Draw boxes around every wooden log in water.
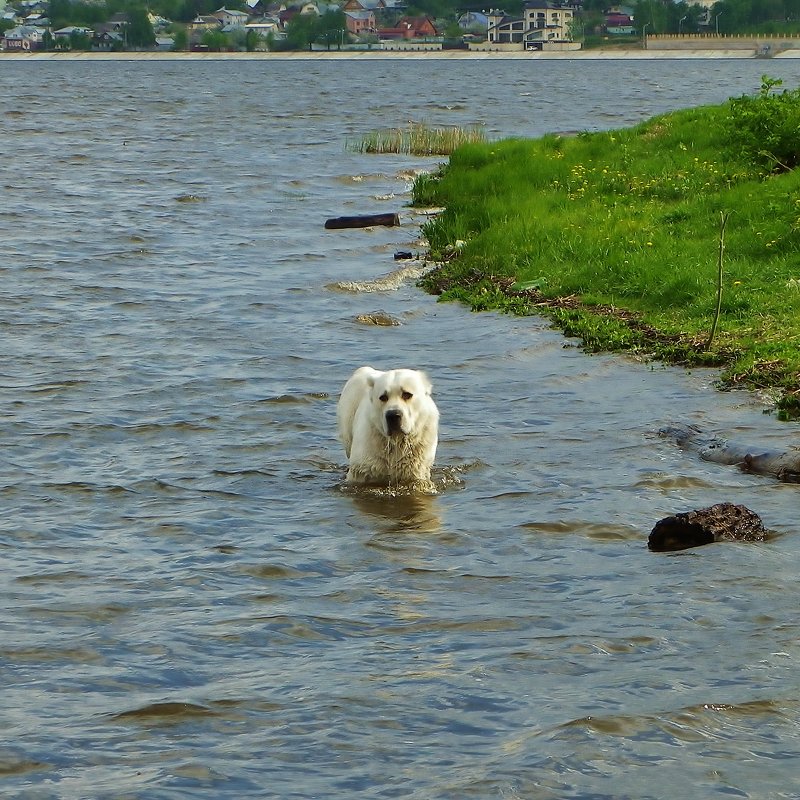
[648,502,767,552]
[325,213,400,230]
[659,423,800,483]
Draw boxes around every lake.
[1,56,799,799]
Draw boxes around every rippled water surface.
[2,58,799,799]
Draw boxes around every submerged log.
[660,423,800,483]
[648,503,767,552]
[325,213,400,230]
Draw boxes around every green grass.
[351,123,486,156]
[412,89,800,414]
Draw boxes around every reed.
[352,123,486,156]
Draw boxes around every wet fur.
[337,366,439,486]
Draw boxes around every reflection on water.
[346,487,444,534]
[1,58,799,800]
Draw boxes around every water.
[2,57,799,799]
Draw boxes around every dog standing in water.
[337,366,439,486]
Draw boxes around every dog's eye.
[379,393,388,402]
[402,391,413,401]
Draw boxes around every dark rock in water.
[648,502,767,552]
[394,251,414,260]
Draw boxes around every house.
[342,0,385,10]
[106,12,130,30]
[458,11,488,30]
[487,2,573,47]
[345,9,375,35]
[244,0,268,14]
[245,15,281,35]
[2,24,46,50]
[148,13,171,30]
[380,14,436,38]
[188,14,223,34]
[53,25,93,37]
[92,29,124,50]
[211,7,250,27]
[53,25,94,46]
[604,11,634,33]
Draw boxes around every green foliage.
[412,92,800,408]
[171,26,188,49]
[727,75,800,172]
[201,28,229,50]
[631,0,702,32]
[69,30,93,49]
[126,6,156,48]
[245,28,263,51]
[710,0,800,31]
[283,9,347,50]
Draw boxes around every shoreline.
[3,48,798,60]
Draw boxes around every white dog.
[337,366,439,486]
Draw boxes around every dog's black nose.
[385,409,403,434]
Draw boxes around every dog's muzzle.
[385,409,403,435]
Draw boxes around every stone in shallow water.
[648,502,767,552]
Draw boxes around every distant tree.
[632,0,667,32]
[245,28,263,50]
[72,2,108,26]
[126,7,156,47]
[406,0,451,19]
[284,12,319,49]
[734,0,800,28]
[316,8,347,46]
[201,28,229,49]
[172,26,189,49]
[175,0,217,22]
[69,29,93,49]
[47,0,72,29]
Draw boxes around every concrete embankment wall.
[646,34,800,55]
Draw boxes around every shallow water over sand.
[1,59,799,798]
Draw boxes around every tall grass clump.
[414,77,800,411]
[352,123,486,156]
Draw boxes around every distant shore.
[3,47,798,60]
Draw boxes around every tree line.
[5,0,800,49]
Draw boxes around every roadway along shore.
[3,48,800,60]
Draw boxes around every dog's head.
[368,369,435,438]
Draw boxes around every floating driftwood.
[660,423,800,483]
[325,213,400,230]
[648,502,767,552]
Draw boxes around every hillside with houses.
[1,0,798,53]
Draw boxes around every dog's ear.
[420,372,433,395]
[366,374,376,389]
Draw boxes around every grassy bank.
[412,79,800,414]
